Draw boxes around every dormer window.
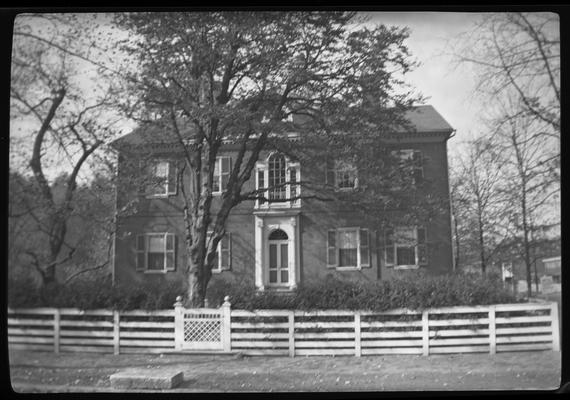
[255,152,300,209]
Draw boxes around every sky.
[365,12,486,155]
[10,12,550,177]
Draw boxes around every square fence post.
[489,306,496,355]
[113,311,120,355]
[288,311,295,358]
[222,296,232,352]
[551,302,560,351]
[354,312,361,357]
[422,310,429,356]
[53,309,60,354]
[174,296,184,350]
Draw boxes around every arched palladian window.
[255,152,300,209]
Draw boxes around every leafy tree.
[114,11,437,306]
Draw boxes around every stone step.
[110,369,184,390]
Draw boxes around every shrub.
[7,276,186,310]
[8,271,520,311]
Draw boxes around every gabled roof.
[399,105,454,133]
[110,105,454,149]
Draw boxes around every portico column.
[289,216,298,289]
[254,216,264,290]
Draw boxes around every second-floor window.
[255,152,300,208]
[384,227,427,268]
[394,149,424,186]
[145,160,177,197]
[213,156,232,194]
[326,159,358,190]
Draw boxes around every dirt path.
[9,349,561,392]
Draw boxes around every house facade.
[111,105,455,291]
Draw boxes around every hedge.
[8,271,521,311]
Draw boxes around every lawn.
[9,349,561,392]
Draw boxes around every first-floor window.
[136,233,176,272]
[208,232,232,272]
[384,227,427,268]
[501,262,514,282]
[327,228,370,269]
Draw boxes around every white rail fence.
[8,301,559,357]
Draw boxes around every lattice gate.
[174,296,231,351]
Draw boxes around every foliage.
[114,11,425,307]
[207,272,520,311]
[9,272,518,311]
[8,276,186,311]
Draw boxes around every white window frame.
[501,262,514,281]
[384,227,427,269]
[255,152,301,209]
[207,232,231,273]
[212,156,232,196]
[328,227,370,270]
[144,160,177,198]
[334,160,359,191]
[135,233,176,273]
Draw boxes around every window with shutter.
[209,232,231,273]
[135,233,176,273]
[327,230,337,268]
[384,227,428,269]
[213,156,232,194]
[143,160,178,197]
[328,228,371,270]
[360,229,370,267]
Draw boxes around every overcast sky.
[365,12,488,155]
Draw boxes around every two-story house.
[110,105,455,291]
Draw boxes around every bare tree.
[489,99,559,297]
[454,12,560,136]
[10,14,121,286]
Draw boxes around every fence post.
[222,296,232,352]
[551,302,560,351]
[174,296,184,350]
[422,310,429,356]
[113,311,120,355]
[489,305,496,355]
[53,309,60,354]
[354,312,362,357]
[288,311,295,358]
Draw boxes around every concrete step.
[110,369,184,390]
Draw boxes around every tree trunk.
[477,203,486,275]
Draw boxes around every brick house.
[110,105,455,291]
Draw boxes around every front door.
[268,229,289,286]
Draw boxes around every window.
[501,262,514,282]
[208,232,232,273]
[543,256,561,274]
[327,228,370,269]
[255,152,300,208]
[144,161,177,197]
[335,160,358,190]
[268,153,287,201]
[213,156,232,194]
[135,233,176,273]
[394,149,424,185]
[326,159,358,190]
[384,227,427,268]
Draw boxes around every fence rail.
[8,301,560,357]
[8,308,175,354]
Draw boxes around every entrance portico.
[254,211,300,291]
